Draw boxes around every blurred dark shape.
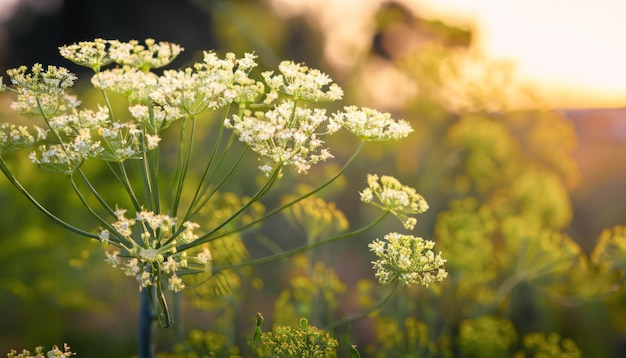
[1,0,217,71]
[193,0,324,69]
[373,1,472,61]
[564,107,626,251]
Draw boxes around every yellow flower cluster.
[255,317,338,358]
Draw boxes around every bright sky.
[410,0,626,108]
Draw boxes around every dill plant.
[0,38,445,357]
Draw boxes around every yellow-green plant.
[6,344,74,358]
[354,42,624,356]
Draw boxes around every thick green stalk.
[138,287,155,358]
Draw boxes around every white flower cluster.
[369,232,447,287]
[101,207,211,293]
[6,64,79,118]
[86,42,262,127]
[262,61,343,103]
[59,38,112,71]
[7,343,75,358]
[5,38,415,177]
[108,39,183,70]
[226,61,346,175]
[92,66,158,102]
[6,40,255,172]
[360,174,429,230]
[60,38,182,72]
[149,51,262,116]
[225,100,338,175]
[226,61,415,174]
[0,123,46,152]
[333,106,413,141]
[26,105,157,172]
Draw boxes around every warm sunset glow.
[269,0,626,109]
[409,0,626,108]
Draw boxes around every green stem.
[184,144,249,222]
[184,126,237,222]
[118,161,142,211]
[144,142,161,214]
[149,263,172,329]
[178,163,283,251]
[171,117,195,217]
[215,211,389,272]
[326,280,400,331]
[76,169,116,216]
[68,174,130,246]
[184,106,231,215]
[140,150,155,212]
[93,69,115,123]
[493,271,526,305]
[212,142,365,240]
[69,174,109,226]
[0,156,98,240]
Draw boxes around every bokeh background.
[0,0,625,356]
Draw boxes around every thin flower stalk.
[213,141,365,241]
[0,156,99,239]
[214,210,389,273]
[325,281,400,331]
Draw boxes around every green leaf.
[253,312,264,345]
[300,317,309,330]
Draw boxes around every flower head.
[0,123,46,153]
[369,232,447,287]
[225,100,337,175]
[147,51,261,118]
[458,316,517,357]
[108,38,183,70]
[59,38,113,71]
[101,208,209,292]
[262,61,343,103]
[519,332,581,357]
[332,106,413,141]
[91,66,158,102]
[255,317,338,358]
[7,343,75,358]
[360,174,428,230]
[6,64,79,117]
[283,196,349,243]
